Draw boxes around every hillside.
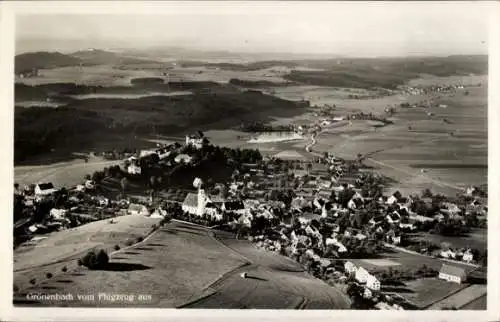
[14,88,306,163]
[15,52,82,74]
[70,49,161,66]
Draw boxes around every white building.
[366,275,381,291]
[438,264,467,284]
[35,183,58,196]
[128,204,150,216]
[462,250,474,263]
[175,154,193,164]
[355,267,370,283]
[344,261,357,275]
[185,132,205,149]
[127,164,142,175]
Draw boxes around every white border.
[1,2,499,322]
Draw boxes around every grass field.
[14,156,121,187]
[460,294,487,310]
[399,278,469,308]
[427,284,487,310]
[14,214,162,293]
[14,221,350,309]
[412,229,487,251]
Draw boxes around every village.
[13,126,488,310]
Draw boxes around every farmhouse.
[344,261,357,275]
[185,131,205,149]
[366,274,381,291]
[438,264,467,284]
[127,164,142,175]
[462,250,474,263]
[128,204,150,216]
[355,266,371,284]
[35,183,58,196]
[175,154,193,164]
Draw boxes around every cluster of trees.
[376,265,438,283]
[239,121,295,133]
[78,249,109,270]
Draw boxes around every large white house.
[366,275,381,291]
[355,266,371,283]
[438,264,467,284]
[35,183,58,196]
[185,131,205,149]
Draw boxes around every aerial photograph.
[12,2,488,311]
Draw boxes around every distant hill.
[70,48,161,66]
[15,52,82,74]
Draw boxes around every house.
[238,212,254,228]
[374,302,393,310]
[409,214,434,223]
[35,183,58,196]
[348,197,364,210]
[369,215,385,227]
[127,164,142,175]
[438,264,467,284]
[386,211,401,224]
[391,235,401,245]
[223,200,248,215]
[49,208,67,220]
[175,154,193,164]
[155,146,172,160]
[139,149,156,158]
[151,207,167,219]
[185,131,205,149]
[462,250,474,263]
[366,274,381,291]
[363,288,373,299]
[344,261,357,275]
[440,249,457,259]
[298,213,322,226]
[128,203,150,216]
[355,266,371,283]
[399,222,415,230]
[204,202,223,221]
[386,195,398,205]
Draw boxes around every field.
[312,77,487,195]
[399,278,469,308]
[14,156,121,187]
[14,214,162,293]
[427,284,487,310]
[361,258,401,267]
[350,247,477,274]
[412,229,487,251]
[14,221,350,309]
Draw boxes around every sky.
[14,2,490,57]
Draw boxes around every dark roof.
[389,212,401,220]
[37,183,54,190]
[440,264,467,278]
[350,198,364,207]
[205,202,220,209]
[224,200,245,210]
[183,193,198,208]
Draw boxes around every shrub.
[46,272,53,279]
[61,266,68,272]
[30,278,36,285]
[77,259,83,266]
[114,245,120,251]
[125,239,134,246]
[13,284,19,292]
[136,236,144,243]
[81,249,109,270]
